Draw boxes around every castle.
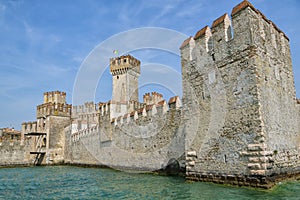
[0,1,299,189]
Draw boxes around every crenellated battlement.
[71,102,100,134]
[21,121,37,144]
[231,0,288,41]
[111,96,181,127]
[72,102,98,117]
[37,102,72,119]
[70,96,182,144]
[43,91,66,104]
[110,55,141,75]
[21,121,37,133]
[71,125,99,142]
[180,0,290,65]
[143,92,163,105]
[98,101,111,117]
[37,91,72,119]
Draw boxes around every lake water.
[0,166,299,199]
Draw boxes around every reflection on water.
[0,166,299,200]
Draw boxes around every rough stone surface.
[0,0,299,189]
[0,139,31,166]
[181,1,300,188]
[66,101,185,172]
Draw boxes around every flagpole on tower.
[113,50,119,56]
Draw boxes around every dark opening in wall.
[212,53,215,61]
[208,37,214,52]
[227,25,234,40]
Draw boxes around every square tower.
[181,0,300,188]
[110,55,141,103]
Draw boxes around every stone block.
[186,166,192,171]
[249,177,259,187]
[261,163,272,169]
[186,157,193,161]
[250,170,266,176]
[248,143,265,151]
[249,157,260,163]
[188,161,195,166]
[259,157,268,162]
[246,151,260,156]
[187,151,197,157]
[260,151,273,156]
[247,163,261,169]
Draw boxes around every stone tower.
[35,91,72,164]
[110,55,141,103]
[181,0,300,188]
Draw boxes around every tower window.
[226,25,233,41]
[117,76,119,79]
[207,37,214,52]
[124,59,127,63]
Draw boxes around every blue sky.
[0,0,299,129]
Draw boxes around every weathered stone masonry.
[181,0,300,188]
[1,0,299,189]
[66,94,184,172]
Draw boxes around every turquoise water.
[0,166,299,200]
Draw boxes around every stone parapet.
[37,102,72,118]
[71,125,99,142]
[43,91,66,104]
[111,96,181,126]
[181,0,290,65]
[110,55,141,75]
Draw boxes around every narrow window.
[226,25,233,41]
[207,37,214,52]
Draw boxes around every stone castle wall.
[0,0,299,189]
[251,7,300,177]
[0,139,32,166]
[72,102,98,133]
[0,121,36,166]
[65,98,185,172]
[180,1,300,188]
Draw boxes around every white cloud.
[176,3,203,18]
[117,1,147,29]
[147,3,176,26]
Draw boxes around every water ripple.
[0,166,299,200]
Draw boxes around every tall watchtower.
[110,55,141,103]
